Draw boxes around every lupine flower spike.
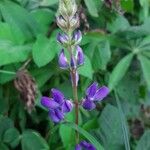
[41,0,110,149]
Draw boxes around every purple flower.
[58,49,69,69]
[72,30,82,44]
[82,82,109,111]
[76,46,84,66]
[75,141,96,150]
[41,89,73,123]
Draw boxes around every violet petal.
[62,100,73,113]
[82,99,96,111]
[41,97,59,109]
[49,109,64,123]
[58,49,69,69]
[70,56,76,69]
[76,46,84,66]
[94,86,109,101]
[86,82,98,99]
[75,144,82,150]
[51,89,64,104]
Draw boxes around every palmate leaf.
[108,53,134,91]
[64,122,104,150]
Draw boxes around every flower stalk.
[41,0,110,149]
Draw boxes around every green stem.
[0,70,16,75]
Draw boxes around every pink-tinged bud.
[57,33,69,45]
[58,49,69,69]
[72,30,82,45]
[76,46,84,66]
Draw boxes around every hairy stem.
[71,68,79,144]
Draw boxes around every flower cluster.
[82,82,109,111]
[41,89,73,123]
[75,141,96,150]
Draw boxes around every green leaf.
[0,0,41,42]
[138,55,150,90]
[39,0,59,6]
[31,9,55,34]
[3,128,20,148]
[115,91,130,150]
[64,122,104,150]
[60,112,75,149]
[32,35,56,67]
[0,40,31,66]
[107,15,130,33]
[78,55,93,79]
[92,40,111,70]
[108,53,133,91]
[96,104,124,150]
[84,0,99,17]
[121,0,134,12]
[82,118,99,131]
[21,130,49,150]
[0,142,9,150]
[136,130,150,150]
[0,116,13,141]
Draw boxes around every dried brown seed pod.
[14,69,37,113]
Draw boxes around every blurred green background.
[0,0,150,149]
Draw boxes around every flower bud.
[69,14,80,30]
[58,0,77,19]
[70,56,76,69]
[76,46,84,66]
[72,30,82,45]
[58,49,69,69]
[57,33,69,45]
[56,15,68,31]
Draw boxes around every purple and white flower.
[82,82,109,111]
[41,89,73,123]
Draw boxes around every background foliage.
[0,0,150,149]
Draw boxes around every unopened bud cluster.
[56,0,79,32]
[56,0,84,87]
